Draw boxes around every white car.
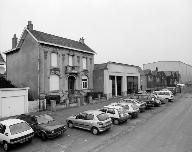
[154,91,174,102]
[109,102,140,118]
[120,98,146,112]
[100,105,130,125]
[0,119,34,151]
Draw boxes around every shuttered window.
[51,53,58,67]
[50,75,59,91]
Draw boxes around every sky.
[0,0,192,68]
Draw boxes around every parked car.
[132,94,155,108]
[0,119,34,151]
[66,110,112,135]
[165,87,177,95]
[109,102,139,118]
[149,94,161,106]
[154,91,174,102]
[100,105,130,125]
[17,114,67,140]
[120,98,146,112]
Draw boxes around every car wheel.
[3,141,9,151]
[113,119,119,125]
[67,121,73,128]
[92,127,99,135]
[40,132,47,141]
[165,98,169,103]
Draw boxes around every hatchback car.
[109,102,139,118]
[132,94,155,108]
[66,110,112,135]
[17,114,67,140]
[120,98,146,112]
[99,105,130,125]
[154,91,174,102]
[0,119,34,151]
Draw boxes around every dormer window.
[51,53,58,67]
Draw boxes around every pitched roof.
[30,30,95,54]
[0,53,5,63]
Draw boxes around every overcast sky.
[0,0,191,68]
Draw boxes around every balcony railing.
[65,65,80,74]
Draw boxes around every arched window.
[82,75,88,89]
[51,53,58,67]
[50,75,59,91]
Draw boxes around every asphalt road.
[2,91,192,152]
[100,93,192,152]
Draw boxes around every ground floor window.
[82,75,88,89]
[50,75,59,91]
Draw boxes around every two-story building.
[5,21,95,102]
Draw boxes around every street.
[2,91,192,152]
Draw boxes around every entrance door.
[127,76,138,94]
[68,76,75,94]
[117,76,122,96]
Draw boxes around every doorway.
[68,76,75,94]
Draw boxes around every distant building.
[143,69,180,90]
[0,53,5,74]
[143,61,192,84]
[5,21,95,100]
[93,62,141,99]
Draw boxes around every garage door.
[2,96,25,117]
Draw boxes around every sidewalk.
[36,97,123,124]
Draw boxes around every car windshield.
[9,122,31,135]
[36,114,54,124]
[97,113,109,121]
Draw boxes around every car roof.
[0,119,25,126]
[104,105,123,109]
[83,110,103,115]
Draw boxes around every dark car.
[17,114,67,141]
[132,94,154,108]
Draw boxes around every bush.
[0,76,16,88]
[45,95,60,104]
[86,92,104,99]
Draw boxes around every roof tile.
[30,30,95,54]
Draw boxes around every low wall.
[28,100,39,112]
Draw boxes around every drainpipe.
[38,43,40,111]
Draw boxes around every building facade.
[93,62,141,98]
[5,21,95,101]
[143,61,192,84]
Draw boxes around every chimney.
[27,21,33,31]
[79,37,85,44]
[12,34,17,49]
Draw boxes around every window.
[50,75,59,91]
[69,55,73,66]
[90,58,92,65]
[51,53,58,67]
[82,57,87,69]
[9,122,31,135]
[77,56,80,65]
[86,114,94,120]
[82,75,88,89]
[107,108,115,114]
